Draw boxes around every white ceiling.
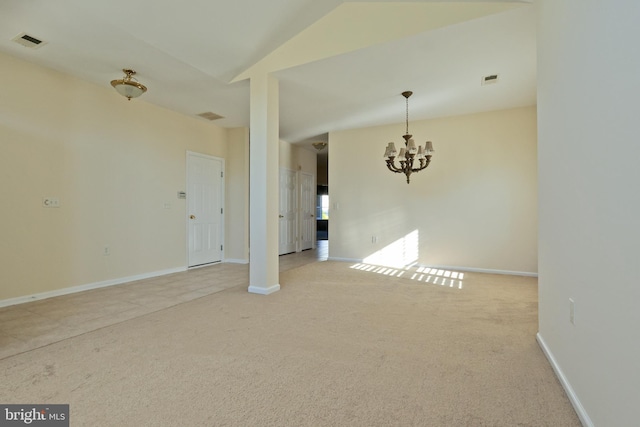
[0,0,535,148]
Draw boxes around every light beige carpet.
[0,261,580,426]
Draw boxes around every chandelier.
[383,91,434,183]
[110,69,147,101]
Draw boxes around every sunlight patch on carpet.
[349,263,464,289]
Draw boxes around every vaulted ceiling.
[0,0,535,146]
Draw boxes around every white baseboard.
[327,257,360,263]
[536,333,593,427]
[0,267,187,309]
[424,264,538,277]
[224,258,249,264]
[248,284,280,295]
[327,257,537,277]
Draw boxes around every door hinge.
[221,171,223,178]
[221,208,223,214]
[220,245,223,251]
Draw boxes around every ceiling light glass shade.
[110,69,147,100]
[312,141,327,151]
[111,81,146,99]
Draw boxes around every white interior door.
[279,168,297,255]
[299,172,314,251]
[187,152,224,267]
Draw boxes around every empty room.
[1,1,638,426]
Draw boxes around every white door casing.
[299,171,315,251]
[279,168,297,255]
[187,152,224,267]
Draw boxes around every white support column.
[248,73,280,295]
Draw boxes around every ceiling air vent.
[11,32,47,49]
[197,112,224,121]
[481,74,499,86]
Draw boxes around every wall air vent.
[11,32,47,49]
[482,74,499,86]
[197,112,224,121]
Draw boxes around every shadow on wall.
[352,229,464,290]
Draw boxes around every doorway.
[316,185,329,241]
[278,168,317,254]
[299,171,315,251]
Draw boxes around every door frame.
[186,151,225,268]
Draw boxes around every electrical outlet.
[42,197,60,208]
[103,246,110,256]
[569,298,575,325]
[372,236,377,244]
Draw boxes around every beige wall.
[329,106,537,273]
[0,52,240,301]
[295,145,317,177]
[225,128,250,262]
[279,140,317,176]
[537,1,640,425]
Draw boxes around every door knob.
[190,215,196,219]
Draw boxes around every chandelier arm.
[385,159,404,173]
[412,162,426,172]
[411,155,432,172]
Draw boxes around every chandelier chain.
[405,96,409,136]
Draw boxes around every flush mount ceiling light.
[110,69,147,100]
[312,142,327,151]
[383,91,434,184]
